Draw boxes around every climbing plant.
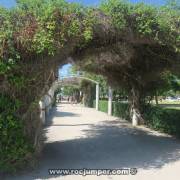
[0,0,180,173]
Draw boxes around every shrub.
[95,100,108,113]
[93,100,180,137]
[143,105,180,137]
[93,100,129,118]
[112,101,130,120]
[0,94,34,173]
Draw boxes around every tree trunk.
[155,93,158,105]
[129,85,144,126]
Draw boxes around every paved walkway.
[9,103,180,180]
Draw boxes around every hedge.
[112,101,130,120]
[93,100,180,137]
[93,100,130,119]
[143,105,180,137]
[93,100,108,113]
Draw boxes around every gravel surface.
[7,103,180,180]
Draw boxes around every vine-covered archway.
[0,0,180,172]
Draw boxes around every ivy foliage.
[0,0,180,173]
[0,0,179,62]
[0,94,33,173]
[100,0,180,51]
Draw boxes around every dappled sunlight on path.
[9,103,180,180]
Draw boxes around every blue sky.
[0,0,167,8]
[59,64,72,78]
[0,0,16,8]
[68,0,166,6]
[0,0,166,76]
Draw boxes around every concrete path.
[8,103,180,180]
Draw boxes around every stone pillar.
[132,110,139,126]
[39,100,46,124]
[108,86,113,116]
[46,82,57,112]
[44,95,50,115]
[96,83,99,111]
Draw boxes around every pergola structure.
[39,75,114,124]
[58,75,100,111]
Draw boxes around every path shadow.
[13,119,180,179]
[54,111,80,118]
[8,108,180,180]
[48,124,94,127]
[44,106,80,127]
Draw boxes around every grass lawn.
[151,100,180,110]
[161,105,180,110]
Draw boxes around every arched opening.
[39,67,101,126]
